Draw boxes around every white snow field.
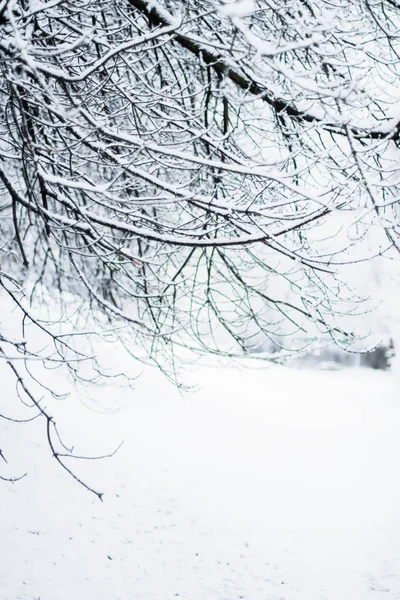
[1,361,400,600]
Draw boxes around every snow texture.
[218,0,257,18]
[1,359,400,600]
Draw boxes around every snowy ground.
[1,361,400,600]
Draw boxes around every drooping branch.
[126,0,400,142]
